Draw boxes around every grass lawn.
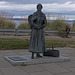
[0,38,29,50]
[0,38,75,50]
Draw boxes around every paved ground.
[0,47,75,75]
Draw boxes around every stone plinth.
[4,55,70,66]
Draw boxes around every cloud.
[43,2,75,13]
[0,1,36,11]
[0,1,75,14]
[0,1,8,5]
[2,0,75,4]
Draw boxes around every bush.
[18,19,71,32]
[45,20,71,37]
[51,19,70,31]
[57,30,67,37]
[18,22,30,29]
[45,19,70,31]
[0,11,15,29]
[72,22,75,31]
[0,19,15,29]
[45,21,51,30]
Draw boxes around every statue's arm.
[31,17,40,29]
[40,17,47,29]
[28,15,33,29]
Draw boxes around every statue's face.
[37,4,42,11]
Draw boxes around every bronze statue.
[28,4,47,59]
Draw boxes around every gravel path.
[0,35,75,41]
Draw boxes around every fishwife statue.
[28,4,47,59]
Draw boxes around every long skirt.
[29,28,46,53]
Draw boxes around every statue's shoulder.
[42,12,46,17]
[33,12,38,16]
[28,15,33,23]
[30,12,38,20]
[41,12,46,19]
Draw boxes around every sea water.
[9,19,75,27]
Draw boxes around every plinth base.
[4,55,70,66]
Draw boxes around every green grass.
[46,40,75,48]
[0,38,75,50]
[0,38,29,50]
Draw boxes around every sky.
[0,0,75,19]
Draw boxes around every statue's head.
[37,4,43,11]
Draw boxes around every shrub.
[0,11,15,29]
[18,19,71,32]
[0,19,15,29]
[72,22,75,31]
[45,21,51,30]
[51,19,70,31]
[45,19,71,37]
[45,19,70,31]
[18,22,30,29]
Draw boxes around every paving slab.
[20,65,45,73]
[4,55,70,66]
[0,47,75,75]
[55,72,75,75]
[69,68,75,72]
[70,57,75,61]
[1,52,19,56]
[15,51,31,55]
[0,71,4,75]
[0,54,3,58]
[30,71,53,75]
[0,67,29,75]
[0,59,12,68]
[39,63,69,74]
[57,61,75,68]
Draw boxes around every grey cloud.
[1,0,75,4]
[0,1,75,13]
[0,0,75,17]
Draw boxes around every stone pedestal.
[4,55,70,66]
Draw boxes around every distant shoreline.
[8,19,74,27]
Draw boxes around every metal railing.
[0,29,75,36]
